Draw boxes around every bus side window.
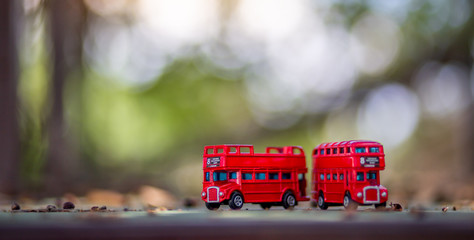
[242,173,252,180]
[332,173,337,180]
[217,148,224,153]
[229,147,237,153]
[332,148,337,154]
[339,174,344,180]
[339,147,344,154]
[206,148,213,154]
[367,172,377,180]
[205,172,210,181]
[269,173,279,180]
[293,148,303,155]
[282,173,292,180]
[326,174,331,180]
[229,172,237,180]
[347,147,351,153]
[256,173,266,180]
[320,173,324,181]
[326,149,331,155]
[320,149,324,155]
[356,172,364,181]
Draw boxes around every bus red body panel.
[311,140,389,208]
[202,145,309,209]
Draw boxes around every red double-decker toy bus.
[202,144,309,210]
[311,140,388,210]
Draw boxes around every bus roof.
[314,140,382,149]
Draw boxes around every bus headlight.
[357,192,362,198]
[381,192,387,197]
[219,192,224,197]
[201,192,206,197]
[360,157,365,164]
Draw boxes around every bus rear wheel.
[282,192,297,209]
[205,202,220,210]
[229,192,244,210]
[318,192,328,210]
[343,193,358,210]
[260,203,272,210]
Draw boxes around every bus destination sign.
[206,157,221,167]
[363,157,379,167]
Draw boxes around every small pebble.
[11,202,20,211]
[99,206,107,211]
[91,206,99,211]
[442,207,448,212]
[390,202,403,212]
[183,198,197,208]
[46,205,57,212]
[63,202,75,210]
[453,206,457,211]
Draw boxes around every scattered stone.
[11,202,20,211]
[99,206,107,211]
[183,198,197,208]
[91,206,99,211]
[442,207,448,212]
[63,202,75,210]
[46,205,57,212]
[453,206,457,211]
[389,202,403,211]
[123,207,129,212]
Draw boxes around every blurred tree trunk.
[45,0,86,196]
[0,0,20,196]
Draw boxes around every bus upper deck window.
[369,147,379,153]
[326,149,331,155]
[339,148,344,154]
[326,174,331,180]
[269,173,279,180]
[320,149,324,155]
[355,147,366,153]
[332,174,337,180]
[339,174,344,180]
[332,148,337,154]
[213,172,227,181]
[282,173,291,179]
[206,148,213,154]
[356,172,364,181]
[242,173,252,180]
[347,147,351,153]
[229,172,237,179]
[205,172,210,181]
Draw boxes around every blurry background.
[0,0,473,207]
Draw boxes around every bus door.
[298,173,307,197]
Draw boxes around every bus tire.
[282,192,297,209]
[205,202,220,210]
[343,193,358,210]
[229,192,244,210]
[375,201,387,209]
[260,203,272,210]
[317,192,329,210]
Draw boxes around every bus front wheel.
[318,192,329,210]
[205,202,220,210]
[229,192,244,210]
[282,192,297,209]
[343,193,358,210]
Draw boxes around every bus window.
[367,172,377,180]
[213,172,227,181]
[240,147,251,154]
[282,173,292,180]
[242,173,252,180]
[355,147,366,153]
[326,174,331,180]
[269,173,279,180]
[356,172,364,181]
[326,149,331,155]
[217,148,224,153]
[229,172,237,179]
[369,147,379,153]
[320,173,324,181]
[229,147,237,153]
[332,148,337,154]
[206,148,213,154]
[347,147,351,153]
[333,174,337,180]
[298,173,304,180]
[293,148,303,155]
[339,174,344,180]
[320,149,324,155]
[256,173,266,180]
[339,147,344,154]
[205,172,210,181]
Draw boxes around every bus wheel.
[317,192,329,210]
[205,202,220,210]
[343,193,358,210]
[282,192,297,209]
[375,201,387,209]
[260,203,272,210]
[229,192,244,210]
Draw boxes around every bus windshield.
[213,172,227,181]
[355,147,366,153]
